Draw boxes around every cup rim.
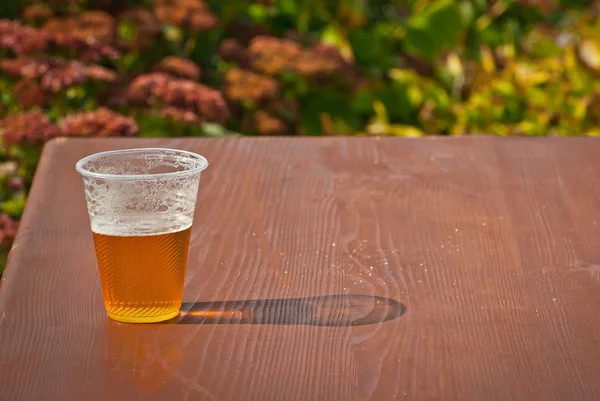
[75,147,209,180]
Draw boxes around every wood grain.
[1,136,600,400]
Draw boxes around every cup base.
[107,310,179,323]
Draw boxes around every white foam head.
[76,148,208,236]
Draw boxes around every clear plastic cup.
[76,148,208,323]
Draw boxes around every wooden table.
[1,137,600,401]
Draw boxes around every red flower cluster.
[254,110,286,135]
[43,11,115,45]
[12,79,47,108]
[22,5,52,25]
[1,57,116,92]
[0,19,50,54]
[0,19,119,62]
[0,213,18,248]
[75,11,115,44]
[156,56,201,80]
[223,68,279,103]
[160,106,203,125]
[128,73,229,122]
[86,64,118,82]
[59,108,139,138]
[50,33,120,63]
[0,108,138,147]
[1,57,49,79]
[153,0,218,31]
[117,8,161,50]
[0,110,60,147]
[247,36,350,78]
[248,36,301,75]
[218,39,250,68]
[295,42,350,78]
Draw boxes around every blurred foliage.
[1,0,600,273]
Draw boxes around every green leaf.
[404,18,437,61]
[351,89,376,115]
[404,0,463,61]
[473,0,489,13]
[117,20,136,44]
[201,123,240,136]
[349,27,396,70]
[115,52,142,74]
[1,195,26,219]
[375,79,420,125]
[278,0,298,14]
[300,89,361,135]
[387,124,425,137]
[321,23,354,62]
[163,24,183,44]
[137,114,172,137]
[458,1,476,25]
[426,0,463,47]
[248,4,270,23]
[213,0,249,26]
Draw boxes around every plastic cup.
[76,148,208,323]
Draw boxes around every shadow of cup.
[104,294,406,397]
[171,294,406,326]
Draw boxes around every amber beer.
[92,225,192,323]
[76,148,208,323]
